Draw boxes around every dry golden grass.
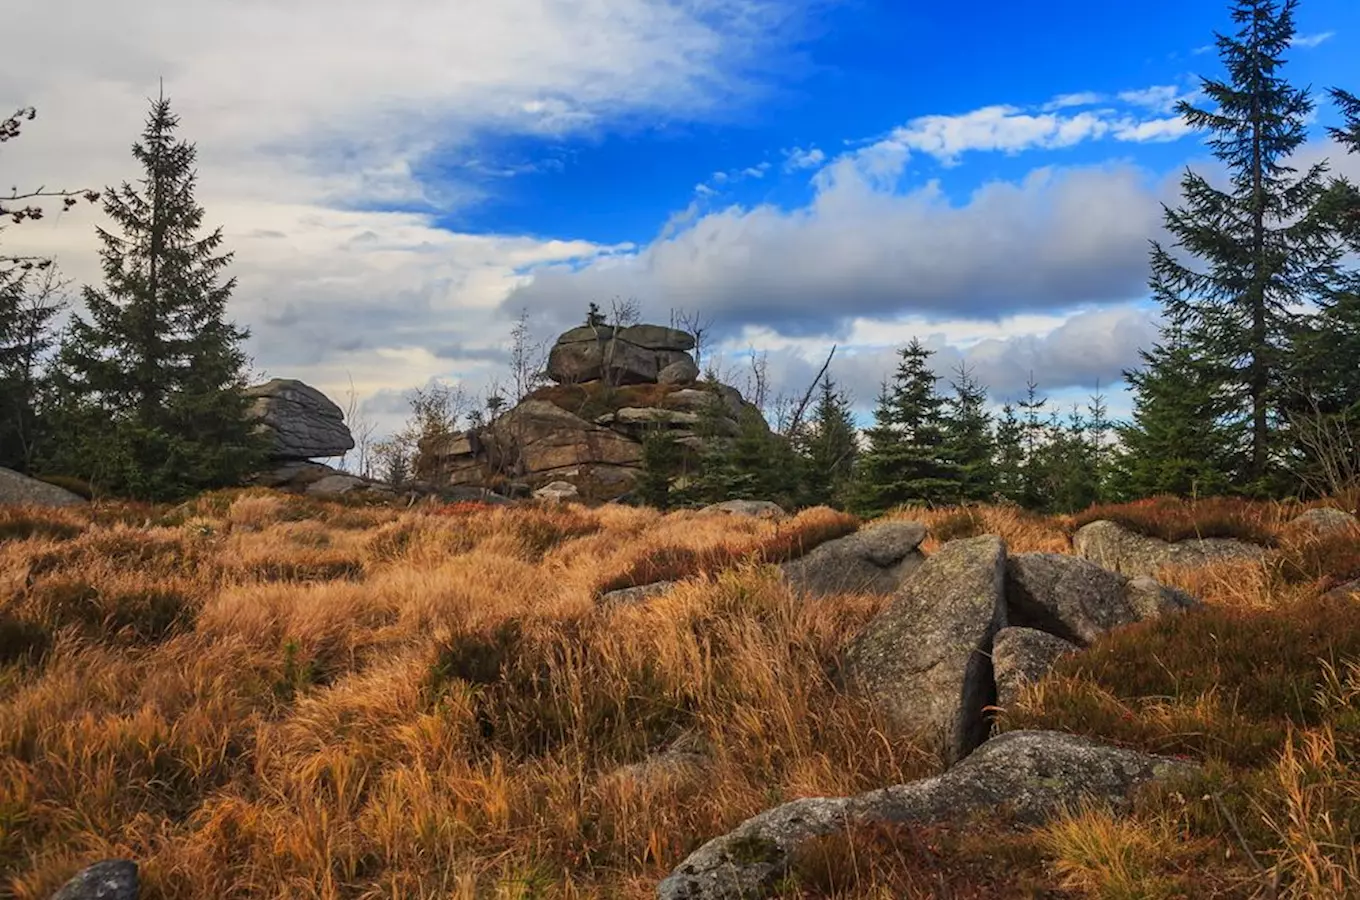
[1,492,1357,899]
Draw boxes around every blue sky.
[443,0,1358,246]
[5,0,1360,438]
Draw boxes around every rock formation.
[415,323,769,502]
[841,535,1008,765]
[242,379,402,501]
[245,378,355,461]
[658,533,1206,899]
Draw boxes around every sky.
[4,0,1360,450]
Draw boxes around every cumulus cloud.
[2,0,812,436]
[503,158,1179,337]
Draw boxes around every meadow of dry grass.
[0,492,1357,899]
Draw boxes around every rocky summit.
[415,322,768,501]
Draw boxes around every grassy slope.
[0,493,1356,899]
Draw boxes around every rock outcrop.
[415,323,769,502]
[1073,519,1265,577]
[658,730,1196,900]
[548,324,697,385]
[780,520,926,597]
[842,535,1008,765]
[838,534,1201,763]
[0,468,88,507]
[244,378,355,461]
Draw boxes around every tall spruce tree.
[1141,0,1342,493]
[940,363,995,503]
[47,93,264,499]
[849,339,959,516]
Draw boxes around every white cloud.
[875,98,1198,165]
[783,146,827,171]
[1042,92,1107,111]
[1117,85,1189,114]
[1293,31,1335,49]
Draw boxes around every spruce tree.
[0,266,66,471]
[1016,374,1050,509]
[1144,0,1342,492]
[940,363,995,503]
[1117,322,1238,499]
[46,93,264,499]
[1285,87,1360,496]
[799,374,858,508]
[849,340,959,516]
[993,403,1025,504]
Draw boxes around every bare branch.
[786,345,837,438]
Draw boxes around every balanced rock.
[1073,519,1264,578]
[842,535,1007,765]
[50,859,138,900]
[0,467,88,507]
[658,730,1196,900]
[244,378,355,461]
[991,627,1079,709]
[781,520,927,597]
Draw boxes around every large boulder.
[781,520,927,597]
[842,535,1007,765]
[1073,519,1265,578]
[547,324,697,385]
[0,468,88,507]
[244,378,355,461]
[50,859,138,900]
[991,627,1079,709]
[657,730,1196,900]
[1005,552,1187,646]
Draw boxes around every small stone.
[50,859,138,900]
